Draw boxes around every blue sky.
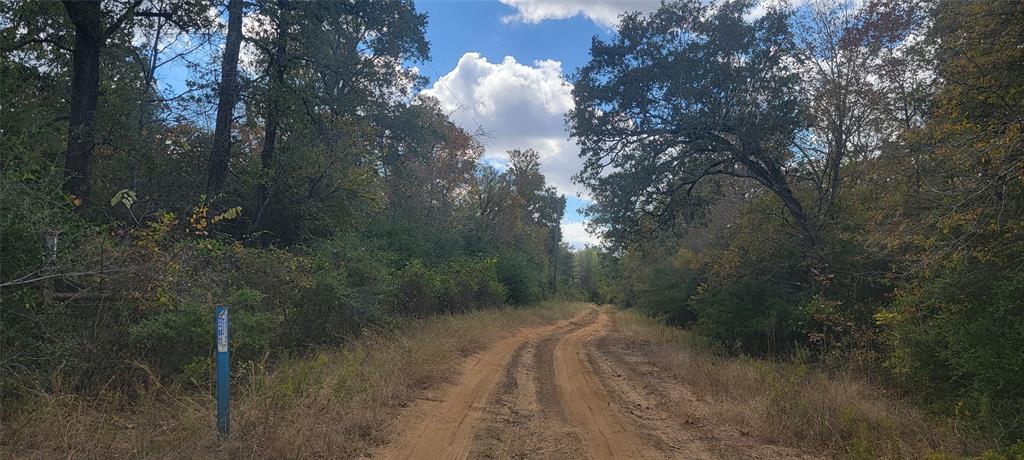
[413,1,661,248]
[415,1,610,83]
[154,0,661,248]
[417,1,610,240]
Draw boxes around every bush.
[130,304,278,385]
[691,279,802,356]
[130,305,209,382]
[287,275,391,346]
[885,266,1024,444]
[496,251,544,305]
[390,257,506,316]
[445,257,506,311]
[391,259,449,317]
[633,255,701,326]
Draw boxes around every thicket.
[0,0,580,421]
[571,0,1024,450]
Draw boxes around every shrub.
[633,254,701,326]
[130,305,210,382]
[130,304,278,385]
[445,257,506,311]
[391,259,449,317]
[691,279,802,356]
[389,257,506,316]
[286,274,391,346]
[496,251,544,305]
[885,266,1024,444]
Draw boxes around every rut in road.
[376,310,594,459]
[376,306,820,459]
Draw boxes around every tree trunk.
[133,4,166,192]
[62,1,103,205]
[736,153,821,252]
[206,0,244,198]
[253,0,289,229]
[551,225,560,291]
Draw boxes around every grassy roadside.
[2,301,587,459]
[608,308,979,459]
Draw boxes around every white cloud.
[422,52,602,250]
[743,4,769,21]
[421,52,584,197]
[499,0,659,27]
[499,0,840,27]
[562,220,602,249]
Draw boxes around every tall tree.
[60,0,144,205]
[206,0,243,197]
[61,1,102,205]
[879,0,1024,442]
[791,0,923,227]
[569,0,812,252]
[128,0,208,192]
[242,0,430,240]
[253,0,290,229]
[507,149,565,231]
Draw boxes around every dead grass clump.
[2,301,585,458]
[609,308,976,459]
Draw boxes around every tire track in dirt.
[376,305,820,459]
[376,309,594,460]
[587,336,718,458]
[590,334,824,459]
[551,310,662,459]
[466,340,535,459]
[467,315,590,460]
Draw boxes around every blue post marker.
[215,306,230,436]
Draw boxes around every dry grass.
[608,308,979,459]
[2,301,586,459]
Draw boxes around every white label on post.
[216,309,229,352]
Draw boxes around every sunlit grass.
[608,308,977,459]
[2,302,587,458]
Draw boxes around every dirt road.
[376,306,818,459]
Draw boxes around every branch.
[1,267,132,288]
[1,36,71,53]
[134,11,173,19]
[104,0,145,38]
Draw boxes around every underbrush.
[2,301,586,458]
[609,309,985,459]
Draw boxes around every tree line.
[569,0,1023,448]
[0,0,583,403]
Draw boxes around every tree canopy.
[571,0,1024,446]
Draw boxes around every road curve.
[552,311,658,459]
[375,306,820,460]
[376,310,590,460]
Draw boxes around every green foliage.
[445,258,507,311]
[130,304,276,385]
[691,280,799,356]
[0,170,87,284]
[391,258,506,316]
[612,243,701,325]
[876,0,1024,444]
[11,0,1022,452]
[496,251,544,305]
[570,0,806,248]
[129,305,209,382]
[0,0,576,435]
[573,0,1022,450]
[391,259,450,317]
[887,268,1024,443]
